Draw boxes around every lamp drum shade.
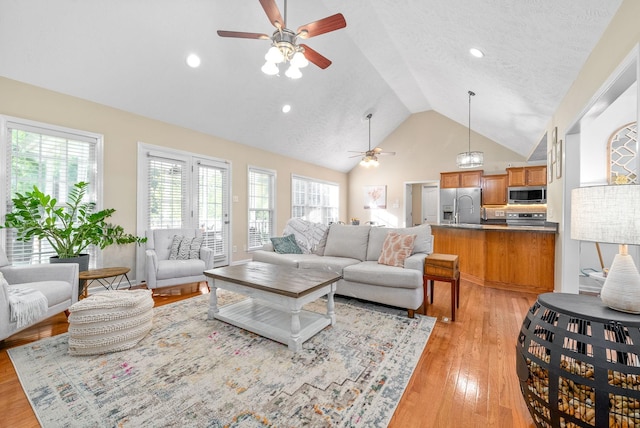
[570,185,640,245]
[571,184,640,313]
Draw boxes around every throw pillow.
[186,236,203,259]
[169,235,203,260]
[282,218,330,255]
[270,234,303,254]
[169,235,184,260]
[378,232,417,267]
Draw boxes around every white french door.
[136,143,231,282]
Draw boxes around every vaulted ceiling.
[0,1,623,172]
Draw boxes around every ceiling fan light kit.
[218,0,346,79]
[457,90,484,169]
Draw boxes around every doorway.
[404,180,440,226]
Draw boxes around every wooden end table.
[204,262,341,352]
[79,267,132,298]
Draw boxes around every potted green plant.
[2,181,146,272]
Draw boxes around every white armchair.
[0,246,79,342]
[145,228,214,290]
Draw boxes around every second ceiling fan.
[349,113,396,167]
[217,0,346,78]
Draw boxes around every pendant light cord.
[468,90,475,152]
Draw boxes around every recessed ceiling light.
[186,53,201,68]
[469,48,484,58]
[282,104,291,113]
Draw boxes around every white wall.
[578,81,638,284]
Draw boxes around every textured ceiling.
[0,0,623,172]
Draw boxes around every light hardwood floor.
[0,281,537,427]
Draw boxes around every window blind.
[146,154,188,229]
[4,120,99,265]
[291,175,339,225]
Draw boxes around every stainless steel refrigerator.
[440,187,482,224]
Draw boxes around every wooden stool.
[423,254,460,321]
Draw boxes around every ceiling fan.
[349,113,396,167]
[217,0,346,78]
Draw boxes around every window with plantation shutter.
[248,167,275,250]
[0,116,102,266]
[146,155,188,229]
[136,144,231,281]
[291,175,339,225]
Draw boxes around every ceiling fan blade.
[217,30,270,40]
[349,154,364,158]
[297,13,346,39]
[379,152,396,156]
[259,0,285,29]
[299,44,332,69]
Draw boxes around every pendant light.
[456,90,483,168]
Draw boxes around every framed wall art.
[555,139,563,179]
[364,185,386,209]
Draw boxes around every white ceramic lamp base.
[600,251,640,314]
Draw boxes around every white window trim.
[0,114,104,264]
[248,165,277,251]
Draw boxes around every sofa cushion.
[270,234,303,254]
[13,280,74,307]
[283,218,329,255]
[298,256,360,274]
[343,261,422,289]
[252,250,319,268]
[156,259,205,280]
[378,233,416,267]
[323,224,371,261]
[366,224,432,261]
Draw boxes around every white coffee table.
[204,262,341,352]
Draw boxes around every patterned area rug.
[9,291,435,427]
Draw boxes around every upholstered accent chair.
[0,246,79,342]
[144,228,214,290]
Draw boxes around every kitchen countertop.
[430,222,558,233]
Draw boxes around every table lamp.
[571,184,640,313]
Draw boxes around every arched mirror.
[608,121,638,184]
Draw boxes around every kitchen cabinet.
[482,174,508,205]
[440,170,483,188]
[431,225,555,294]
[507,166,547,187]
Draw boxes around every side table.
[79,267,132,298]
[423,253,460,321]
[517,292,640,427]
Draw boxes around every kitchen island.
[430,223,557,294]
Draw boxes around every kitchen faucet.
[454,194,475,224]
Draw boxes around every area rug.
[8,291,435,427]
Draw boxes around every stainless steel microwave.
[508,186,546,204]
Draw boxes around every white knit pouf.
[68,289,154,356]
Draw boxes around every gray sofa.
[252,223,433,317]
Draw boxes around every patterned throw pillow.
[270,234,303,254]
[169,235,203,260]
[378,232,417,267]
[282,218,329,255]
